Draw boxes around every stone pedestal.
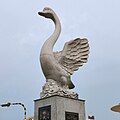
[34,95,86,120]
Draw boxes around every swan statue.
[38,7,89,99]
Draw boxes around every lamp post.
[0,102,26,120]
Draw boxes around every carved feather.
[54,38,89,75]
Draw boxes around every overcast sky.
[0,0,120,120]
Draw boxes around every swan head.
[38,7,55,20]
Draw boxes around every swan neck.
[41,13,61,55]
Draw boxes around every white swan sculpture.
[38,7,89,98]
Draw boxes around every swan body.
[38,7,89,91]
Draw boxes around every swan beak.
[38,12,46,17]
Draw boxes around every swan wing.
[58,38,89,75]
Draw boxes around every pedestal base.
[34,95,86,120]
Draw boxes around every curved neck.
[40,13,61,55]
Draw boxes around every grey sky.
[0,0,120,120]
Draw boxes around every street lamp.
[0,102,27,120]
[111,103,120,113]
[88,115,95,120]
